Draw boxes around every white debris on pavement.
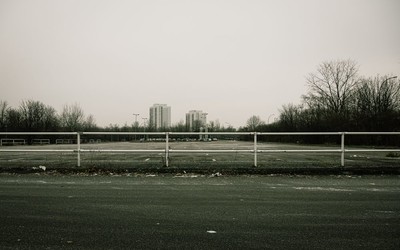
[32,166,46,171]
[174,174,199,178]
[210,172,222,177]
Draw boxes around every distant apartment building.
[149,104,171,129]
[186,110,207,131]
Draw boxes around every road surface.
[1,174,399,249]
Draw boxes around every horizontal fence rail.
[0,132,399,167]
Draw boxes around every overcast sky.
[1,0,399,128]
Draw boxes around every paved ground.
[0,174,399,249]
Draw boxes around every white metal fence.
[0,132,399,167]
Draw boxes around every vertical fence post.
[341,132,345,167]
[165,132,169,167]
[254,132,257,167]
[77,132,81,167]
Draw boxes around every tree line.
[0,100,235,134]
[0,101,97,132]
[242,60,400,145]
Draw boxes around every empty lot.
[1,141,399,170]
[0,174,399,249]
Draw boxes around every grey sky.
[1,0,399,128]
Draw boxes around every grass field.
[0,140,399,171]
[0,174,399,249]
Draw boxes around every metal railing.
[0,131,399,167]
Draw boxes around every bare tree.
[355,75,400,130]
[84,114,97,131]
[42,106,59,131]
[304,59,359,115]
[279,104,301,131]
[6,108,22,131]
[19,100,59,131]
[0,100,8,130]
[246,115,264,131]
[19,100,42,131]
[60,103,85,131]
[170,120,186,132]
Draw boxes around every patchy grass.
[0,141,399,173]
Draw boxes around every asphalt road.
[0,174,399,249]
